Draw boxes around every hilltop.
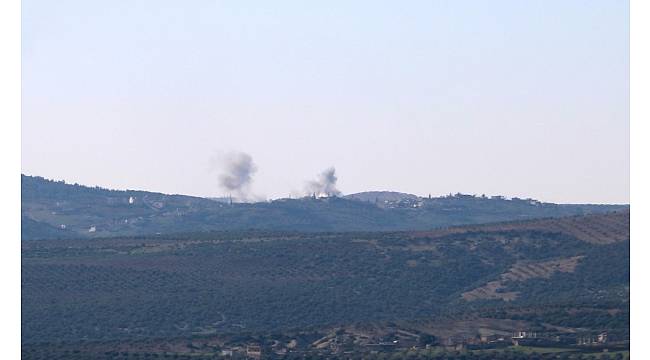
[21,174,628,240]
[344,191,420,203]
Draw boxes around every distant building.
[220,349,233,357]
[577,332,608,346]
[512,331,538,346]
[513,331,537,339]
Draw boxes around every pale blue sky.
[22,0,629,203]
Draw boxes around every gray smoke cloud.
[217,152,257,200]
[306,167,341,197]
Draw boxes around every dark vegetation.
[23,212,629,347]
[21,177,629,358]
[21,174,627,239]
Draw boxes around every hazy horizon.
[22,0,630,204]
[21,172,631,205]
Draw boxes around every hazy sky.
[22,0,629,204]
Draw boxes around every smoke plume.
[306,167,341,197]
[217,152,257,200]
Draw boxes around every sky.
[21,0,630,204]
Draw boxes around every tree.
[418,334,437,347]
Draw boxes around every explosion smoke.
[306,167,341,197]
[217,152,257,201]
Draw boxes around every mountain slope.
[22,211,629,344]
[21,174,629,239]
[412,210,630,244]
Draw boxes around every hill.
[22,211,629,348]
[21,175,628,240]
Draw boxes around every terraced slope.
[462,256,584,301]
[414,210,629,244]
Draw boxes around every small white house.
[220,350,233,357]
